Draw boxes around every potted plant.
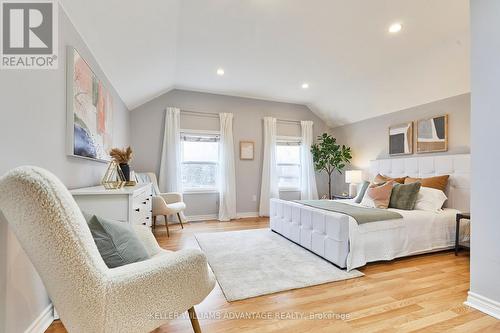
[311,133,352,199]
[109,146,133,181]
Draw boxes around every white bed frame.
[270,154,470,268]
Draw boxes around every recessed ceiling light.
[301,83,309,89]
[388,23,402,33]
[216,68,225,76]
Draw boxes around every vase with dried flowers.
[109,146,133,181]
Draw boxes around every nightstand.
[332,194,355,200]
[455,212,470,255]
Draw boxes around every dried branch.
[109,146,133,164]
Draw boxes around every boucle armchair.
[0,166,215,333]
[136,172,186,237]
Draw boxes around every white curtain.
[259,117,279,216]
[159,107,181,193]
[300,121,319,200]
[218,113,237,221]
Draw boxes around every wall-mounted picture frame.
[240,141,255,160]
[389,122,413,155]
[66,46,114,163]
[416,114,448,153]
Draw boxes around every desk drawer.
[133,184,152,200]
[133,195,151,210]
[132,205,152,226]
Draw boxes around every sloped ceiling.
[60,0,469,126]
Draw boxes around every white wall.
[0,215,6,333]
[468,0,500,318]
[0,6,130,332]
[331,94,470,194]
[130,89,331,217]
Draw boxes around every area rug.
[195,229,363,302]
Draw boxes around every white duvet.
[343,202,470,270]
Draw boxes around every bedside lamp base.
[349,183,358,197]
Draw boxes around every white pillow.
[360,193,375,208]
[414,187,448,212]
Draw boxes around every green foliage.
[311,133,352,197]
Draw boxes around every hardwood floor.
[46,218,498,333]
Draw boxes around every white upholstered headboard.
[369,154,470,212]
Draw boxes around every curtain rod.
[178,109,306,124]
[179,109,219,118]
[277,118,302,125]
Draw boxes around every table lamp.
[345,170,362,197]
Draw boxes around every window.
[276,138,301,190]
[181,132,220,192]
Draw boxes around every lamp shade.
[345,170,362,184]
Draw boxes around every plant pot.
[119,163,130,181]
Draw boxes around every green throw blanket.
[295,200,402,224]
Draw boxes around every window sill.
[183,190,219,195]
[279,188,301,192]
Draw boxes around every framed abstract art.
[416,114,448,153]
[389,122,413,155]
[240,141,255,160]
[66,47,114,162]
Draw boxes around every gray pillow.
[354,181,370,204]
[83,212,150,268]
[389,182,422,210]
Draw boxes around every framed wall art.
[416,114,448,153]
[66,47,114,162]
[389,122,413,155]
[240,141,255,160]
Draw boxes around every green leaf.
[311,132,353,185]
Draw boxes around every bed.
[270,154,470,270]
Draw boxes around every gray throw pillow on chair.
[83,212,150,268]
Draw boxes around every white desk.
[70,183,153,226]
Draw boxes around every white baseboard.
[236,212,259,219]
[185,214,218,222]
[465,291,500,319]
[25,304,53,333]
[184,212,259,222]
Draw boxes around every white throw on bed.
[343,201,468,269]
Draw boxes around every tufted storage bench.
[270,199,350,268]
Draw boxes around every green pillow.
[354,181,370,204]
[389,182,421,210]
[82,212,150,268]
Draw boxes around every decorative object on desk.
[417,114,448,153]
[311,133,352,199]
[109,146,133,181]
[126,170,137,187]
[389,122,413,155]
[240,141,254,160]
[101,160,126,189]
[345,170,362,197]
[66,47,114,162]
